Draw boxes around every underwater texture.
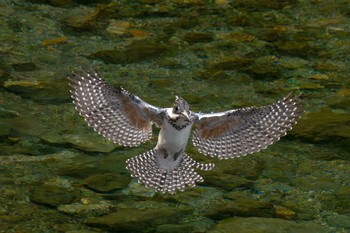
[0,0,349,232]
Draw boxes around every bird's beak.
[181,111,190,120]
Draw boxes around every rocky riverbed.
[0,0,349,232]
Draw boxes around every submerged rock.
[327,215,350,229]
[86,208,187,232]
[55,153,128,181]
[83,173,130,193]
[184,32,214,43]
[11,62,38,72]
[63,2,118,31]
[58,200,113,217]
[156,217,214,233]
[279,191,321,220]
[205,191,274,219]
[3,79,45,100]
[274,205,296,220]
[219,31,257,43]
[3,71,70,103]
[208,217,330,233]
[206,56,253,71]
[293,108,350,142]
[105,20,133,37]
[204,156,263,188]
[91,40,169,64]
[204,173,253,191]
[41,36,68,46]
[245,55,282,79]
[29,184,79,207]
[56,164,112,179]
[156,224,194,233]
[169,186,222,206]
[334,186,350,214]
[4,79,43,89]
[40,132,117,153]
[123,180,157,198]
[275,40,315,57]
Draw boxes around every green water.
[0,0,349,232]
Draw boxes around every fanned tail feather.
[126,149,214,194]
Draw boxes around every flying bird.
[68,68,303,194]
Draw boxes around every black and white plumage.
[68,68,303,194]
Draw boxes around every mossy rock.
[208,217,330,233]
[58,201,113,217]
[40,131,117,153]
[245,56,282,79]
[293,108,350,142]
[56,164,108,179]
[156,224,194,233]
[206,57,253,71]
[205,191,274,219]
[86,208,188,231]
[11,62,38,72]
[29,184,79,207]
[83,173,130,193]
[327,215,350,229]
[184,32,214,43]
[92,40,169,64]
[204,173,253,191]
[334,186,350,214]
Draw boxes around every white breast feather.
[156,109,192,151]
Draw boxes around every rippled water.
[0,0,349,232]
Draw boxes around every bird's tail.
[126,149,215,194]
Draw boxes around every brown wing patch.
[197,115,241,139]
[122,97,151,131]
[193,92,304,159]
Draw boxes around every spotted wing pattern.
[68,68,164,147]
[126,149,215,194]
[192,92,303,159]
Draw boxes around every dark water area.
[0,0,349,232]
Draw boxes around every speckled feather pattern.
[126,149,215,194]
[69,68,303,194]
[68,69,153,147]
[192,93,303,159]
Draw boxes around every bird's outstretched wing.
[68,68,164,147]
[192,92,303,159]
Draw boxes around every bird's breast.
[156,120,192,155]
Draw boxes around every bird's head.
[171,96,191,121]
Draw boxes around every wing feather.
[192,92,303,159]
[68,68,164,147]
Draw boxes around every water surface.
[0,0,349,232]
